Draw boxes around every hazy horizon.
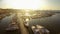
[0,0,60,10]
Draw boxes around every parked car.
[24,18,30,28]
[0,13,20,34]
[31,25,50,34]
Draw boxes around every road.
[17,13,29,34]
[0,13,32,34]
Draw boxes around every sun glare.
[4,0,46,10]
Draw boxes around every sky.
[0,0,60,10]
